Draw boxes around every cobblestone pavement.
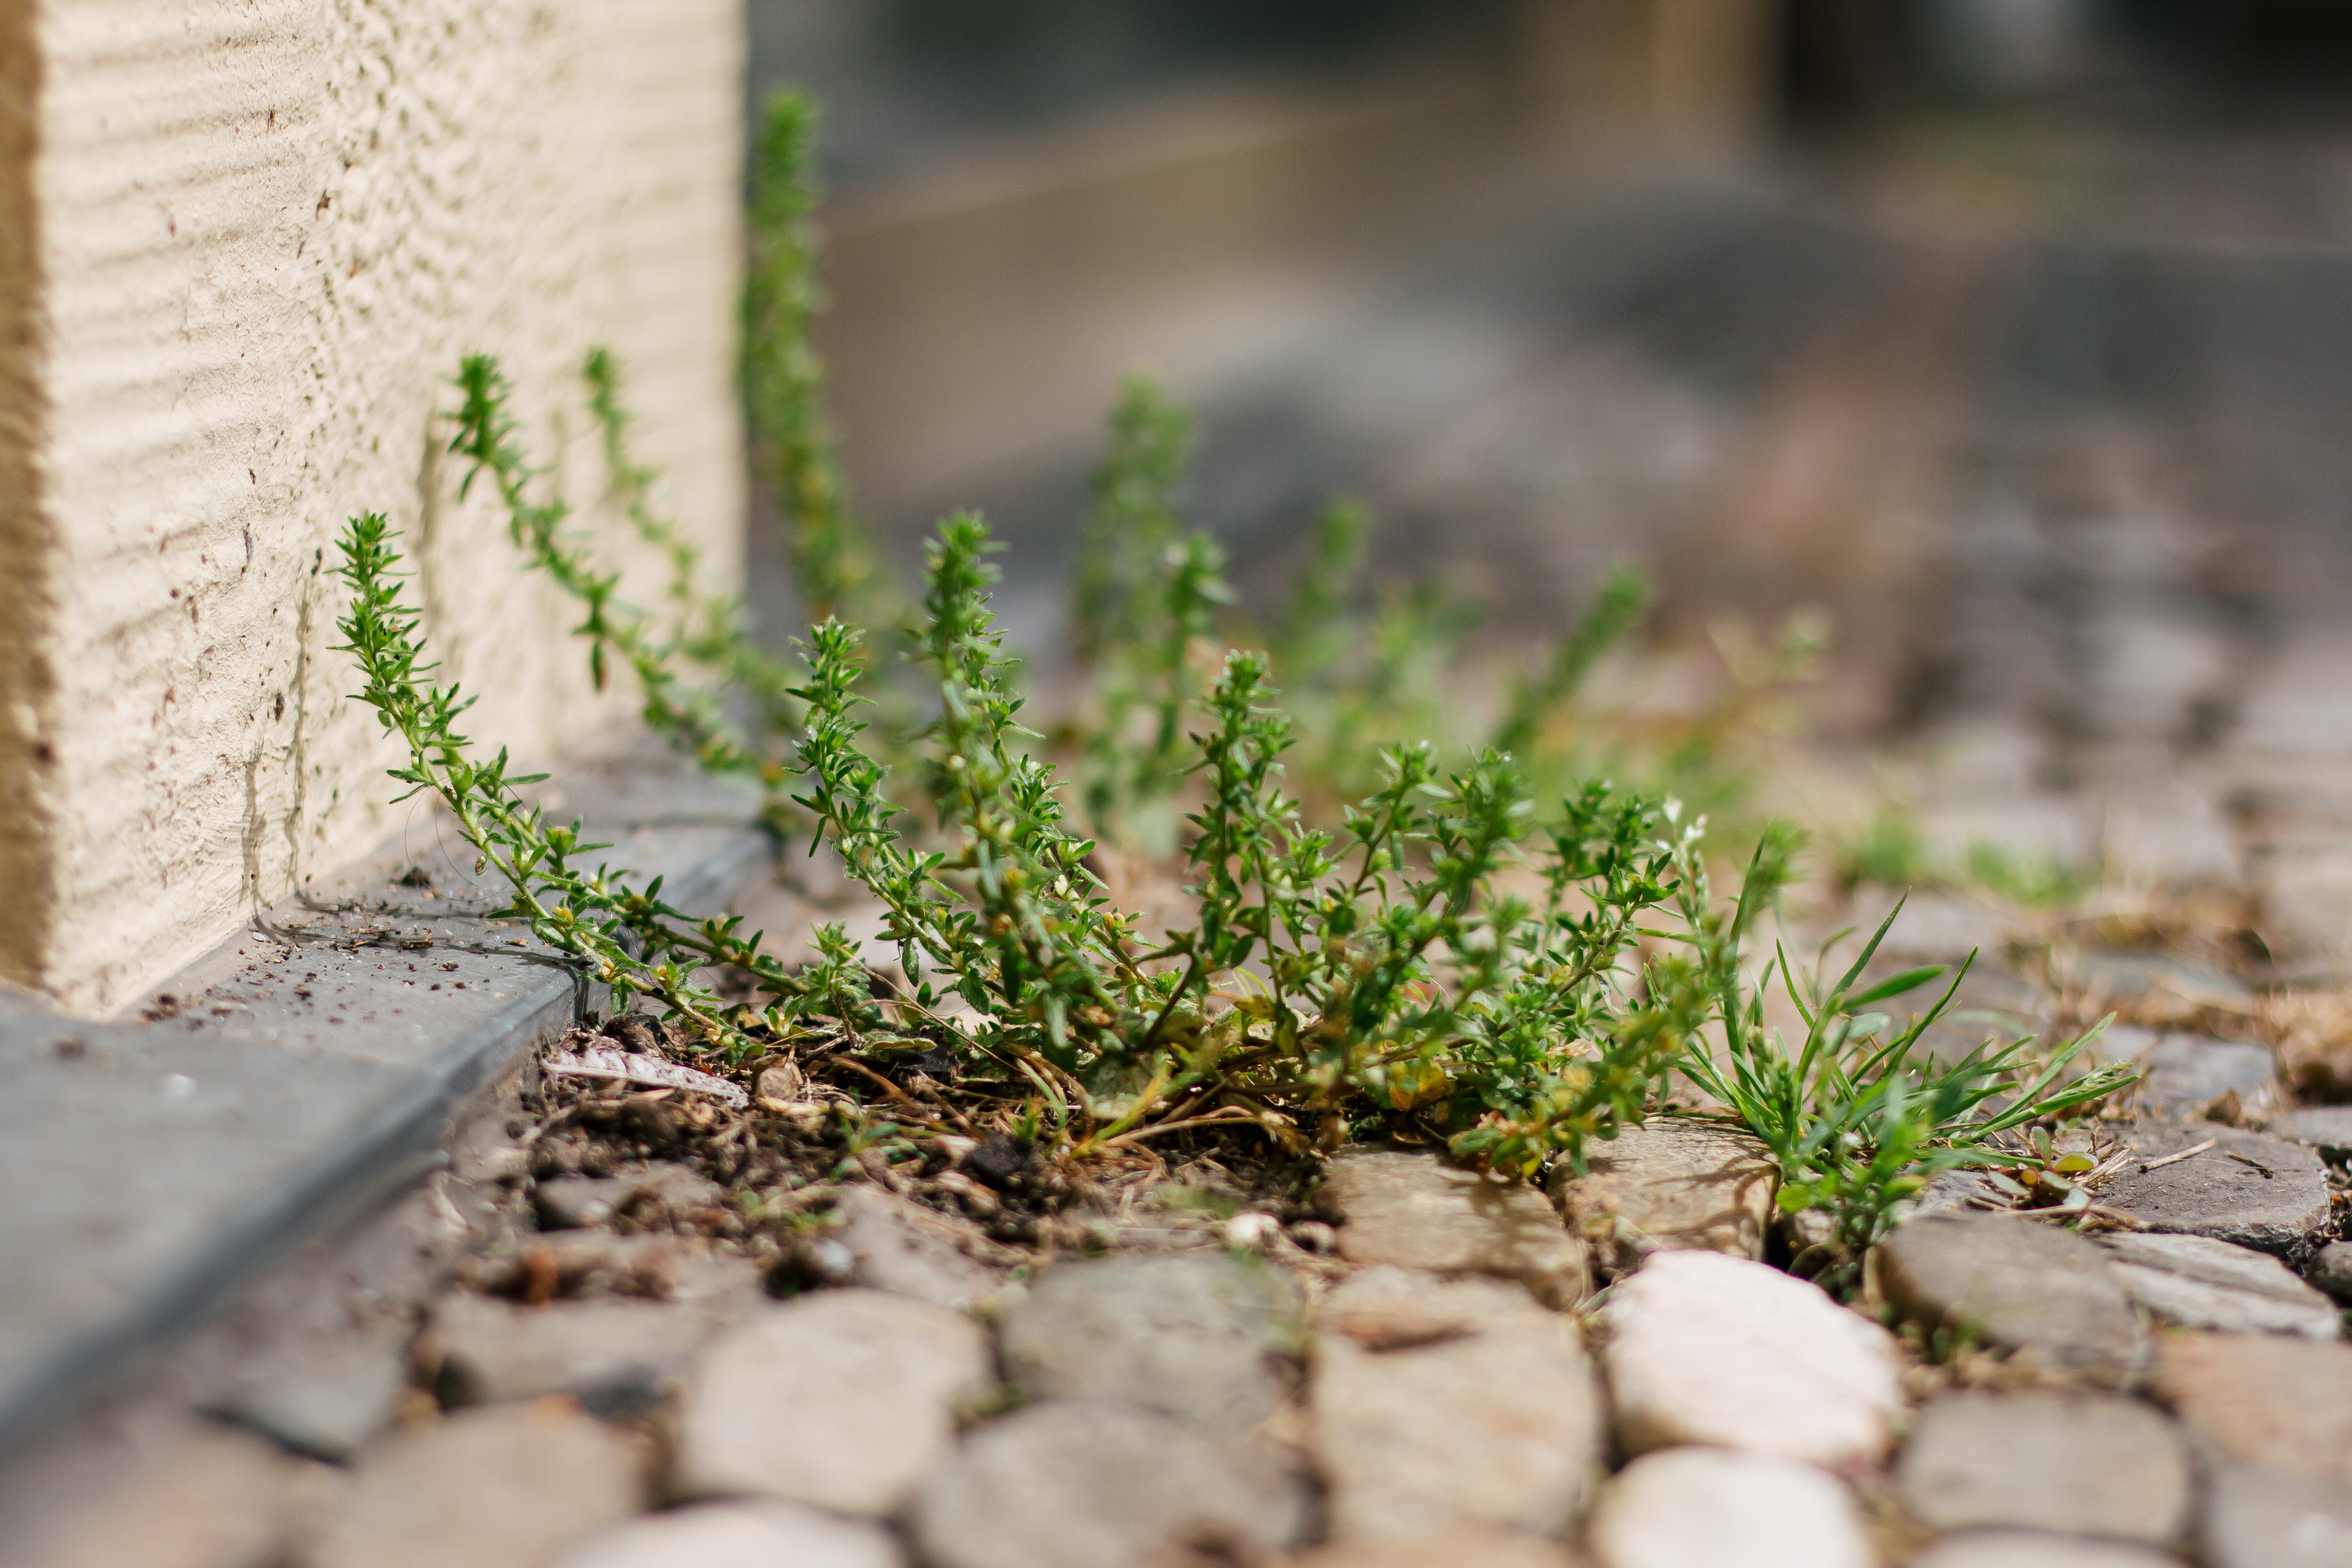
[21,133,2352,1568]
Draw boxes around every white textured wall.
[11,0,745,1014]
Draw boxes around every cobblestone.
[1311,1268,1603,1541]
[1896,1391,2189,1543]
[671,1289,988,1515]
[1317,1149,1589,1307]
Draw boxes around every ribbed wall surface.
[18,0,744,1013]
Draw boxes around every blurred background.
[742,1,2352,859]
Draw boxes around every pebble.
[22,1423,335,1568]
[304,1399,645,1568]
[2153,1332,2352,1486]
[910,1399,1306,1568]
[1285,1532,1578,1567]
[1550,1119,1775,1264]
[535,1166,724,1230]
[1311,1269,1604,1540]
[1876,1214,2143,1380]
[825,1185,1016,1310]
[426,1294,724,1414]
[999,1253,1299,1436]
[2095,1231,2342,1338]
[2264,1106,2352,1160]
[474,1231,758,1307]
[556,1502,904,1568]
[1602,1250,1900,1469]
[205,1327,410,1460]
[672,1288,988,1516]
[1317,1149,1589,1307]
[1895,1390,2190,1543]
[2199,1463,2352,1568]
[1585,1447,1872,1568]
[1910,1531,2186,1568]
[2099,1125,2332,1254]
[2309,1241,2352,1304]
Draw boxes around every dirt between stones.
[19,971,2352,1568]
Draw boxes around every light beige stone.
[1285,1532,1582,1567]
[911,1399,1307,1568]
[425,1294,727,1411]
[1000,1253,1299,1436]
[1311,1268,1604,1542]
[672,1288,989,1516]
[1318,1149,1588,1307]
[1604,1250,1900,1469]
[1896,1391,2191,1543]
[828,1185,1019,1311]
[304,1399,647,1568]
[2154,1332,2352,1486]
[1586,1448,1871,1568]
[1911,1532,2183,1568]
[2,0,744,1011]
[23,1423,333,1568]
[1551,1118,1774,1263]
[557,1502,904,1568]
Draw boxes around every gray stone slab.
[0,744,769,1455]
[1875,1215,2143,1382]
[2095,1232,2341,1339]
[2102,1031,2281,1120]
[1896,1390,2189,1543]
[2099,1125,2332,1255]
[2266,1107,2352,1161]
[0,1016,416,1452]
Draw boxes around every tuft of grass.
[1836,808,1934,891]
[1680,887,2135,1288]
[1964,839,2092,908]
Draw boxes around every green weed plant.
[328,88,2134,1266]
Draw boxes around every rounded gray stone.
[2309,1241,2352,1305]
[672,1288,989,1516]
[1875,1215,2142,1381]
[911,1399,1306,1568]
[1896,1390,2189,1542]
[998,1253,1298,1436]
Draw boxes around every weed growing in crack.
[1679,881,2135,1287]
